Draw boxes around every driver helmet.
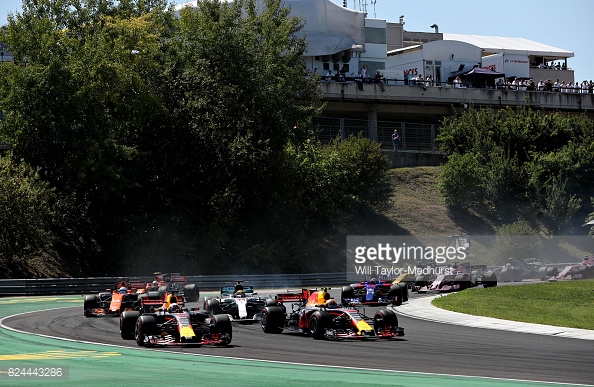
[119,286,127,294]
[152,280,158,286]
[235,289,245,298]
[369,278,378,285]
[326,299,338,309]
[169,303,180,313]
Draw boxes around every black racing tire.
[578,265,590,279]
[265,298,278,307]
[546,266,559,277]
[203,297,214,311]
[374,309,398,334]
[389,285,403,306]
[83,295,98,317]
[414,275,429,289]
[120,311,140,339]
[205,298,222,315]
[309,311,331,340]
[341,285,355,305]
[481,272,498,288]
[261,306,285,334]
[135,315,157,346]
[398,283,409,302]
[211,314,232,345]
[183,284,199,302]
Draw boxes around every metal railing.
[0,273,349,297]
[313,117,440,152]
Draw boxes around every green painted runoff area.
[0,296,583,387]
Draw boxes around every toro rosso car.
[203,281,266,323]
[120,294,231,347]
[341,278,408,306]
[261,288,404,340]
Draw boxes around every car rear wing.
[274,289,313,303]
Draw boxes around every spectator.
[355,71,364,90]
[453,76,462,88]
[374,70,385,91]
[560,81,567,93]
[537,80,545,91]
[553,79,560,92]
[425,74,433,87]
[392,129,400,151]
[544,79,553,91]
[361,64,369,81]
[496,78,504,89]
[325,69,333,81]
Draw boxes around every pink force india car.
[261,288,404,340]
[417,264,497,293]
[546,256,594,281]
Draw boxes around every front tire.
[211,314,232,345]
[374,309,398,335]
[183,284,199,302]
[261,306,285,333]
[309,311,331,340]
[135,315,157,346]
[83,295,98,317]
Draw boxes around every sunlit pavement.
[395,294,594,340]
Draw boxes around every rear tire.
[481,272,498,288]
[389,285,403,306]
[183,284,199,302]
[341,285,355,305]
[205,299,222,314]
[120,311,140,339]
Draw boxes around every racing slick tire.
[261,306,285,334]
[265,298,278,307]
[210,314,232,345]
[578,265,591,279]
[309,311,331,340]
[389,285,403,306]
[454,273,471,290]
[183,284,199,302]
[203,297,214,311]
[481,272,498,288]
[83,295,98,317]
[135,315,157,346]
[341,285,355,305]
[146,291,161,300]
[205,298,222,315]
[120,311,140,339]
[396,283,409,302]
[373,309,398,335]
[414,275,430,291]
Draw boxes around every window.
[365,27,386,44]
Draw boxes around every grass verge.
[431,279,594,330]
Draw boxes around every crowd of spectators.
[500,77,594,93]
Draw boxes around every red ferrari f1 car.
[261,288,404,340]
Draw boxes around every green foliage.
[437,106,594,232]
[0,0,391,277]
[491,220,541,264]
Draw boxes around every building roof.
[443,33,574,58]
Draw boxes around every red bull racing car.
[119,293,231,347]
[261,288,404,340]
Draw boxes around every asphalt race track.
[4,291,594,386]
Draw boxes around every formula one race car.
[147,273,200,302]
[498,259,540,282]
[547,256,594,281]
[261,288,404,340]
[203,281,266,322]
[120,295,231,347]
[83,279,145,317]
[417,270,497,293]
[341,278,408,306]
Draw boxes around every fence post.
[431,124,435,152]
[401,122,406,151]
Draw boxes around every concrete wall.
[383,150,446,168]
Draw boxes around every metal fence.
[313,117,440,152]
[0,273,349,297]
